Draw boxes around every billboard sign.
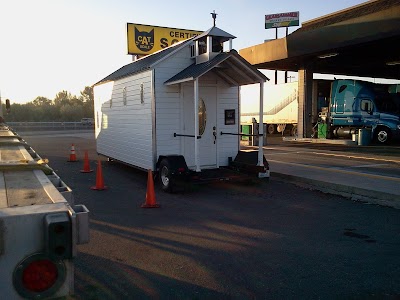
[127,23,202,55]
[265,12,299,29]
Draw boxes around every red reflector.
[178,167,185,172]
[22,259,58,292]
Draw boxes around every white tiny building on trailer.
[93,24,268,189]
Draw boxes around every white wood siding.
[215,82,240,167]
[153,46,195,158]
[94,70,154,170]
[94,45,241,170]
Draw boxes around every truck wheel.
[374,127,391,144]
[159,159,173,192]
[267,124,275,134]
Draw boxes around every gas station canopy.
[240,0,400,80]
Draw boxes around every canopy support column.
[298,68,313,138]
[258,80,264,168]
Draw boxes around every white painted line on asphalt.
[310,152,400,163]
[263,152,296,156]
[264,150,400,166]
[350,164,391,168]
[260,145,400,164]
[267,159,400,183]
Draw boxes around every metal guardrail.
[6,122,94,131]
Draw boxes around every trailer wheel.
[374,127,391,144]
[159,159,173,192]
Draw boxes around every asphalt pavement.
[22,130,400,299]
[20,129,400,208]
[243,136,400,209]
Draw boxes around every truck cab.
[329,79,400,144]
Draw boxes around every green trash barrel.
[317,123,327,139]
[241,125,250,141]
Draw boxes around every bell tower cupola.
[192,11,236,64]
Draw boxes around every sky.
[0,0,369,104]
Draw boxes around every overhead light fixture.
[317,53,338,59]
[386,61,400,66]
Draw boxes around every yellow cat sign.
[127,23,202,55]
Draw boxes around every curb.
[271,171,400,209]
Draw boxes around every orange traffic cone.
[90,160,107,190]
[67,144,78,162]
[80,150,93,173]
[141,169,160,208]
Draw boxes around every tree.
[80,86,94,118]
[54,90,75,108]
[28,96,59,121]
[80,86,93,103]
[5,103,35,122]
[60,104,84,121]
[69,95,82,107]
[32,96,52,107]
[4,86,95,122]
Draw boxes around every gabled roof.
[193,26,236,43]
[94,26,258,87]
[165,50,268,86]
[94,39,193,86]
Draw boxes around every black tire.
[159,159,174,192]
[374,127,391,144]
[267,124,276,135]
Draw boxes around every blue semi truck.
[328,79,400,144]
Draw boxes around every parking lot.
[24,130,400,299]
[253,135,400,207]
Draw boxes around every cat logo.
[127,23,202,55]
[135,27,154,52]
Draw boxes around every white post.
[258,81,264,167]
[194,79,201,172]
[229,39,232,51]
[207,36,212,54]
[195,40,199,56]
